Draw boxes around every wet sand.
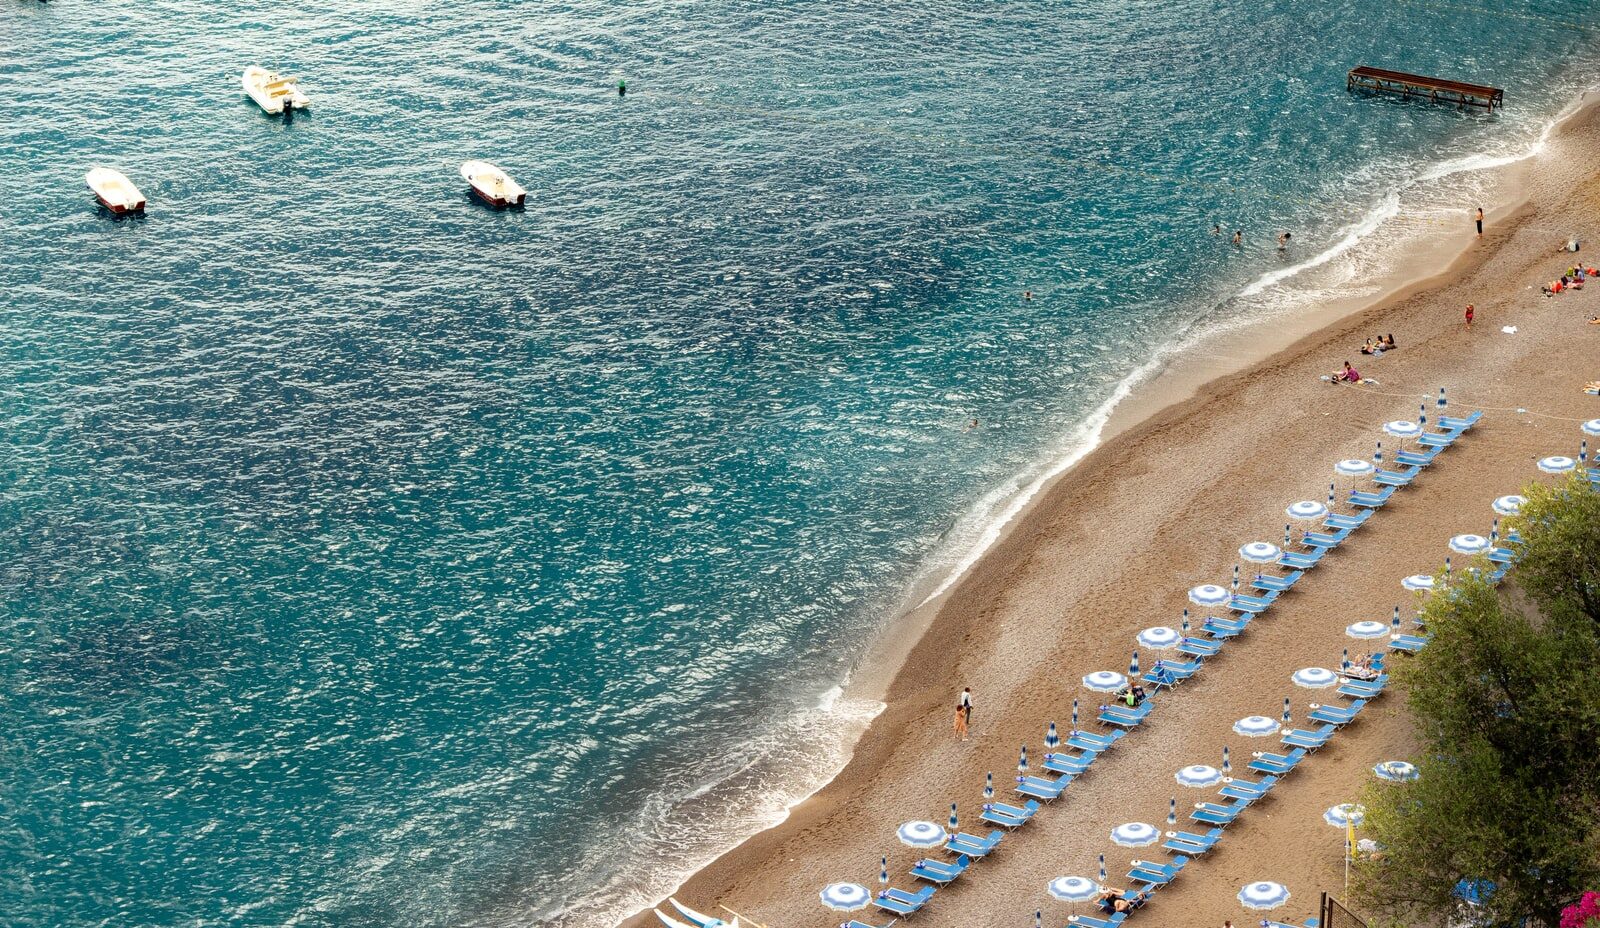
[628,98,1600,928]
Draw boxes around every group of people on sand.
[1341,653,1384,681]
[1359,334,1396,355]
[1543,264,1596,296]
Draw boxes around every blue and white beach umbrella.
[1189,584,1231,607]
[1181,609,1191,634]
[1284,523,1293,548]
[949,803,959,831]
[1018,745,1029,773]
[1082,671,1127,693]
[1129,651,1140,677]
[1450,534,1491,555]
[1138,626,1180,649]
[1098,854,1107,884]
[1037,910,1043,928]
[1072,698,1080,728]
[821,883,871,912]
[1222,745,1232,775]
[1174,764,1223,787]
[1323,803,1366,828]
[1341,648,1350,672]
[1402,574,1435,592]
[897,820,947,848]
[1327,482,1337,508]
[1233,564,1241,591]
[1391,606,1402,632]
[1238,882,1292,910]
[1583,440,1589,464]
[1292,667,1338,688]
[1383,420,1422,440]
[984,772,994,799]
[1538,455,1577,474]
[881,856,888,885]
[1168,796,1177,826]
[1346,621,1388,639]
[1335,459,1375,477]
[1492,494,1525,516]
[1438,387,1447,410]
[1286,500,1328,521]
[1233,715,1280,737]
[1281,697,1291,724]
[1046,722,1060,749]
[1374,441,1383,465]
[1110,822,1160,847]
[1583,419,1600,437]
[1445,556,1453,576]
[1048,876,1101,903]
[1239,542,1282,565]
[1374,761,1419,782]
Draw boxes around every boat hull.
[469,184,525,208]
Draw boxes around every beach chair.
[1066,913,1127,928]
[1015,774,1068,802]
[1438,410,1482,431]
[945,830,1002,858]
[910,854,969,885]
[1349,487,1396,509]
[1190,798,1249,826]
[1373,468,1418,488]
[1162,827,1223,855]
[1250,569,1304,594]
[1337,677,1386,699]
[1301,529,1351,549]
[1416,432,1457,450]
[1098,702,1153,729]
[1128,855,1188,881]
[1067,729,1126,752]
[1201,614,1251,638]
[1308,699,1367,726]
[1042,751,1093,777]
[1278,547,1328,570]
[979,800,1039,830]
[1249,748,1306,776]
[1487,546,1517,565]
[873,886,935,917]
[1145,659,1201,687]
[1324,511,1371,531]
[1390,634,1429,653]
[1280,724,1336,751]
[844,921,897,928]
[1395,447,1440,469]
[1175,637,1222,658]
[1218,774,1278,801]
[1228,591,1278,614]
[1488,565,1511,584]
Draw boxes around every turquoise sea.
[2,1,1597,925]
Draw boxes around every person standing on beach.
[1465,304,1475,327]
[952,704,969,741]
[1476,207,1484,238]
[959,687,973,725]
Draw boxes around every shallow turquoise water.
[1,1,1596,925]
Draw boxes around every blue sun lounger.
[1308,699,1366,726]
[1042,751,1094,777]
[1015,775,1068,802]
[1098,702,1153,728]
[1128,855,1188,885]
[1218,774,1278,801]
[1280,724,1336,750]
[1191,798,1249,826]
[1228,591,1278,614]
[1373,468,1418,488]
[1301,529,1351,549]
[1395,447,1440,468]
[1438,410,1482,431]
[980,800,1039,830]
[1176,637,1222,658]
[1324,511,1371,531]
[1248,748,1307,776]
[1349,486,1396,509]
[873,886,934,917]
[1066,912,1127,928]
[844,920,897,928]
[1417,431,1458,449]
[1202,614,1250,638]
[1163,827,1223,855]
[910,854,969,885]
[1250,569,1304,593]
[1145,659,1201,685]
[1337,676,1387,699]
[1279,547,1328,569]
[945,830,1002,858]
[1067,729,1126,752]
[1487,546,1517,565]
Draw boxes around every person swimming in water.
[1232,230,1242,246]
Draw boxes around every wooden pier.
[1347,66,1503,112]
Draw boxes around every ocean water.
[1,1,1596,925]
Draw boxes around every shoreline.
[605,87,1600,928]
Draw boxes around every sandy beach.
[629,95,1600,928]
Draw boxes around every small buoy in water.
[618,79,626,97]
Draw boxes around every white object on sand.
[1501,325,1517,334]
[242,66,310,114]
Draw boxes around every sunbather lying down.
[1097,889,1148,914]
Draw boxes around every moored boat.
[85,167,145,214]
[242,65,310,115]
[460,160,527,208]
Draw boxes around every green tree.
[1353,478,1600,927]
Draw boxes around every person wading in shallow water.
[1476,207,1484,238]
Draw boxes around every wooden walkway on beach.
[1347,66,1503,112]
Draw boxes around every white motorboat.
[460,160,527,208]
[85,167,145,214]
[242,66,310,115]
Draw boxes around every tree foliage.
[1353,478,1600,927]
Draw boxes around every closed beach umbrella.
[1391,606,1402,632]
[1281,697,1291,724]
[1341,648,1350,672]
[820,883,871,912]
[1538,455,1577,474]
[1048,876,1101,903]
[1286,500,1328,521]
[1138,626,1180,649]
[1239,541,1282,565]
[1335,459,1374,477]
[1374,761,1419,782]
[1037,910,1043,928]
[1582,418,1600,437]
[880,856,888,885]
[1129,651,1140,677]
[1383,420,1422,440]
[984,772,994,799]
[1098,854,1107,884]
[1174,764,1223,787]
[1438,387,1447,410]
[1291,667,1337,688]
[1327,482,1336,508]
[1402,574,1435,592]
[1450,534,1490,555]
[1222,745,1231,775]
[1582,440,1589,464]
[1491,519,1499,544]
[1239,882,1292,910]
[1181,609,1191,634]
[1323,803,1366,828]
[1168,796,1177,826]
[1233,715,1280,737]
[1072,698,1079,728]
[897,821,947,848]
[1374,440,1382,465]
[1110,822,1160,847]
[1346,621,1388,639]
[949,802,959,831]
[1492,494,1525,516]
[1189,584,1231,607]
[1284,522,1292,548]
[1445,556,1452,576]
[1082,671,1127,693]
[1018,745,1028,773]
[1046,721,1060,749]
[1233,564,1240,591]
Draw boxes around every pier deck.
[1347,66,1503,112]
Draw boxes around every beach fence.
[1321,892,1370,928]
